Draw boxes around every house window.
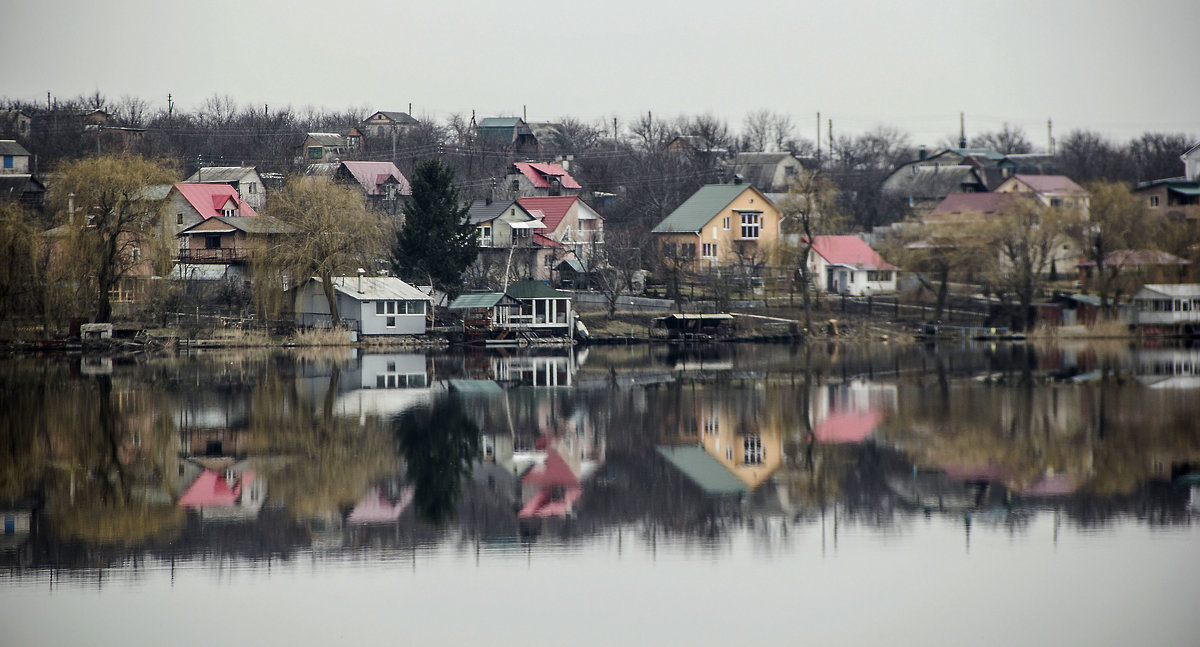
[246,183,256,194]
[740,213,760,239]
[1150,195,1160,208]
[702,243,717,258]
[866,270,892,281]
[1050,198,1064,208]
[386,361,396,372]
[376,375,386,388]
[386,301,396,314]
[206,234,221,249]
[308,146,323,159]
[177,213,184,225]
[386,316,396,328]
[406,301,425,314]
[376,301,385,315]
[723,217,730,230]
[511,179,520,192]
[679,243,696,259]
[744,435,764,464]
[479,225,492,246]
[223,208,235,218]
[2,156,12,169]
[131,248,141,264]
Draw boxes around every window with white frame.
[740,213,760,239]
[722,216,730,230]
[702,243,717,258]
[744,435,764,464]
[1150,195,1160,208]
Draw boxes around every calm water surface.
[2,342,1199,646]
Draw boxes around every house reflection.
[335,352,438,419]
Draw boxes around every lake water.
[2,342,1199,646]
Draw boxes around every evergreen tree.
[392,159,477,297]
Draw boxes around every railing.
[178,248,248,262]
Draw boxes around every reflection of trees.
[394,395,479,525]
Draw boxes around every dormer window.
[223,208,235,218]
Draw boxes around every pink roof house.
[518,449,583,518]
[994,174,1090,214]
[807,235,899,296]
[517,195,604,262]
[163,183,258,234]
[178,468,265,520]
[509,162,582,197]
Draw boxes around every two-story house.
[993,174,1090,214]
[476,117,539,154]
[360,111,420,139]
[184,166,268,210]
[506,162,582,198]
[299,132,359,164]
[162,183,258,236]
[650,183,781,273]
[335,161,411,216]
[517,196,605,266]
[467,199,555,282]
[1133,142,1200,222]
[727,152,814,194]
[174,215,296,284]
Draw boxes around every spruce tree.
[392,159,477,297]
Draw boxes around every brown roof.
[1011,174,1088,196]
[1077,249,1190,268]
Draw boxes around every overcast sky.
[5,0,1197,148]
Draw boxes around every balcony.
[178,247,249,263]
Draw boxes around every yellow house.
[651,183,781,273]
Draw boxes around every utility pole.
[648,110,653,146]
[613,117,618,145]
[816,112,821,165]
[828,119,833,164]
[1047,118,1055,155]
[167,93,173,120]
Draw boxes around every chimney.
[357,268,365,294]
[918,145,927,161]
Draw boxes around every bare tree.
[776,172,840,332]
[969,123,1034,154]
[590,225,647,318]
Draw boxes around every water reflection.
[1,341,1198,577]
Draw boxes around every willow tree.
[50,155,177,323]
[983,198,1082,330]
[257,175,389,326]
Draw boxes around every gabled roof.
[521,450,580,488]
[651,184,768,233]
[313,276,430,302]
[364,111,419,125]
[518,195,590,233]
[655,446,749,496]
[533,232,564,247]
[0,140,30,156]
[467,199,526,225]
[882,165,983,199]
[185,166,258,184]
[506,279,568,300]
[447,292,520,309]
[173,183,258,219]
[1134,284,1200,298]
[1007,174,1088,196]
[1077,249,1190,268]
[179,470,254,507]
[178,215,296,237]
[810,235,898,271]
[339,161,411,196]
[929,192,1024,217]
[513,162,582,190]
[478,117,524,129]
[306,132,348,147]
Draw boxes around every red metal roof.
[810,236,897,270]
[340,161,411,196]
[813,410,882,444]
[514,162,581,190]
[175,183,257,220]
[533,232,564,247]
[518,486,582,518]
[179,469,254,507]
[522,450,580,488]
[347,486,414,523]
[518,196,579,233]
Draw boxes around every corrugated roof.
[518,195,580,232]
[506,279,567,300]
[185,166,257,184]
[1077,249,1190,268]
[315,276,430,302]
[306,132,347,147]
[339,161,411,196]
[174,183,258,220]
[1135,284,1200,298]
[448,292,509,309]
[0,140,30,156]
[478,117,522,128]
[655,446,749,496]
[467,200,517,224]
[811,235,898,270]
[513,162,582,190]
[929,192,1023,217]
[652,184,758,233]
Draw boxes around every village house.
[506,162,581,198]
[476,117,539,154]
[0,139,32,174]
[468,199,554,282]
[1125,284,1200,334]
[0,140,45,210]
[334,160,411,216]
[807,235,899,296]
[881,163,987,215]
[727,152,814,194]
[1133,142,1200,222]
[299,132,359,164]
[161,183,258,236]
[184,166,267,210]
[449,280,574,339]
[360,110,420,139]
[174,215,296,284]
[993,174,1090,214]
[1077,249,1192,289]
[294,275,431,335]
[517,195,605,265]
[650,183,781,273]
[0,110,32,139]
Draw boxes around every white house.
[1126,284,1200,333]
[294,276,431,335]
[808,235,899,296]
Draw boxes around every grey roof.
[134,184,173,201]
[652,184,761,233]
[655,446,749,496]
[315,276,430,302]
[447,379,504,395]
[185,166,258,183]
[367,111,418,125]
[729,152,814,191]
[882,165,983,199]
[304,163,339,177]
[506,279,567,300]
[478,117,523,128]
[447,292,517,309]
[1135,284,1200,299]
[0,140,30,156]
[467,200,517,225]
[306,132,348,147]
[215,215,296,235]
[0,174,43,200]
